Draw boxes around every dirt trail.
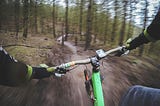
[65,41,95,106]
[0,36,160,106]
[57,37,94,106]
[57,39,160,106]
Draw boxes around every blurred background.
[0,0,160,59]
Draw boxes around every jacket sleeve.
[0,47,28,86]
[146,7,160,40]
[0,47,52,86]
[126,7,160,50]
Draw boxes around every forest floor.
[0,34,160,106]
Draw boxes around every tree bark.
[126,0,134,40]
[79,0,84,40]
[84,0,93,51]
[52,0,56,38]
[119,0,128,46]
[93,6,97,43]
[104,12,109,45]
[23,0,29,38]
[14,0,20,38]
[65,0,69,41]
[111,0,118,42]
[34,0,38,33]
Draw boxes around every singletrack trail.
[56,38,94,106]
[55,38,160,106]
[0,36,159,106]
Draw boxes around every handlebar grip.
[47,67,55,72]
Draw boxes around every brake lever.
[54,73,65,77]
[121,46,129,56]
[122,49,129,56]
[54,67,69,77]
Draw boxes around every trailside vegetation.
[0,0,159,59]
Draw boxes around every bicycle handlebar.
[47,46,128,74]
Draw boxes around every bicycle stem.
[90,57,100,72]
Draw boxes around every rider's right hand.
[125,32,150,50]
[115,46,128,57]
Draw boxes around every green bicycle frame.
[92,70,104,106]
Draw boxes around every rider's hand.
[55,67,68,74]
[115,46,129,57]
[125,38,132,50]
[32,67,52,79]
[125,32,150,50]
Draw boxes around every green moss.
[1,35,55,66]
[5,46,49,66]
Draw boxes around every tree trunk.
[93,7,97,43]
[103,1,110,45]
[119,0,127,46]
[126,0,134,40]
[104,11,109,45]
[40,17,44,33]
[65,0,69,41]
[61,22,64,46]
[111,0,118,43]
[23,0,29,38]
[84,0,92,51]
[79,0,84,40]
[14,0,20,38]
[52,0,56,38]
[34,0,38,33]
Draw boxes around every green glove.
[125,38,132,49]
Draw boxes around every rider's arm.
[126,8,160,50]
[0,47,51,86]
